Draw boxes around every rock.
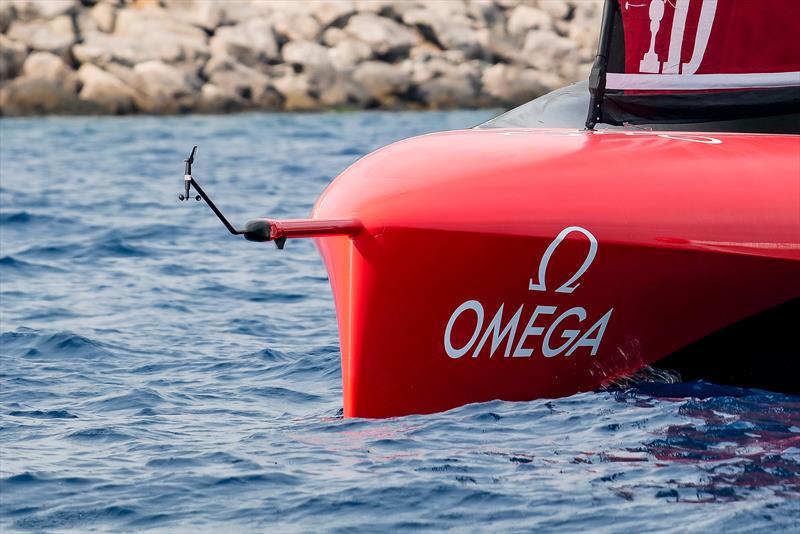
[568,3,601,63]
[73,31,186,67]
[411,58,480,108]
[309,0,355,28]
[353,0,415,18]
[403,7,482,59]
[409,42,443,62]
[6,18,75,62]
[571,0,603,22]
[538,0,571,21]
[89,2,116,33]
[0,76,90,115]
[7,0,76,21]
[103,62,138,88]
[0,2,16,33]
[436,19,482,59]
[77,63,136,113]
[21,51,77,92]
[330,38,373,69]
[74,6,209,68]
[352,60,410,106]
[164,0,224,31]
[344,13,416,60]
[209,18,280,70]
[476,26,525,64]
[132,60,201,113]
[203,56,279,109]
[507,5,553,41]
[282,40,332,71]
[466,0,503,28]
[217,0,272,25]
[272,73,319,111]
[0,34,28,81]
[425,1,469,18]
[272,12,321,42]
[281,40,352,107]
[481,63,558,104]
[322,27,347,47]
[197,82,245,113]
[114,7,209,65]
[494,0,537,8]
[523,30,579,81]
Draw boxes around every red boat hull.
[309,129,800,418]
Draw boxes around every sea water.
[1,112,798,532]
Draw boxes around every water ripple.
[1,111,797,532]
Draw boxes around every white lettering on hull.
[445,302,614,359]
[444,226,614,361]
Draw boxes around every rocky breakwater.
[0,0,601,115]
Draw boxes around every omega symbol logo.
[529,226,598,294]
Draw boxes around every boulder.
[466,0,504,28]
[203,55,280,109]
[216,0,272,26]
[197,82,246,113]
[21,51,77,92]
[507,5,553,41]
[281,40,352,107]
[272,12,322,42]
[424,1,468,18]
[403,8,482,59]
[0,34,28,81]
[77,63,136,113]
[73,32,171,67]
[114,7,209,65]
[89,2,116,33]
[282,40,332,71]
[272,73,320,111]
[309,0,355,28]
[0,2,15,33]
[408,42,443,62]
[209,18,280,70]
[329,38,373,69]
[481,63,558,105]
[436,19,482,59]
[6,17,75,62]
[353,60,410,106]
[538,0,571,20]
[163,0,224,31]
[344,13,416,60]
[523,30,579,81]
[0,76,90,115]
[475,26,525,64]
[322,27,347,47]
[410,58,480,108]
[132,60,201,113]
[7,0,75,21]
[353,0,416,19]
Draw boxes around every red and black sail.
[587,0,800,127]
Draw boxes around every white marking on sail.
[606,72,800,90]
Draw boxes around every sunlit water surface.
[1,112,798,532]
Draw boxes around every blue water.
[1,111,798,533]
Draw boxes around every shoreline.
[0,0,601,116]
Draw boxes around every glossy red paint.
[288,128,798,418]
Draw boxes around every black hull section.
[655,298,799,395]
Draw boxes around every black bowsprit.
[176,146,361,249]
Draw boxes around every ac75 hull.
[310,129,800,418]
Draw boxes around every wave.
[1,329,115,360]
